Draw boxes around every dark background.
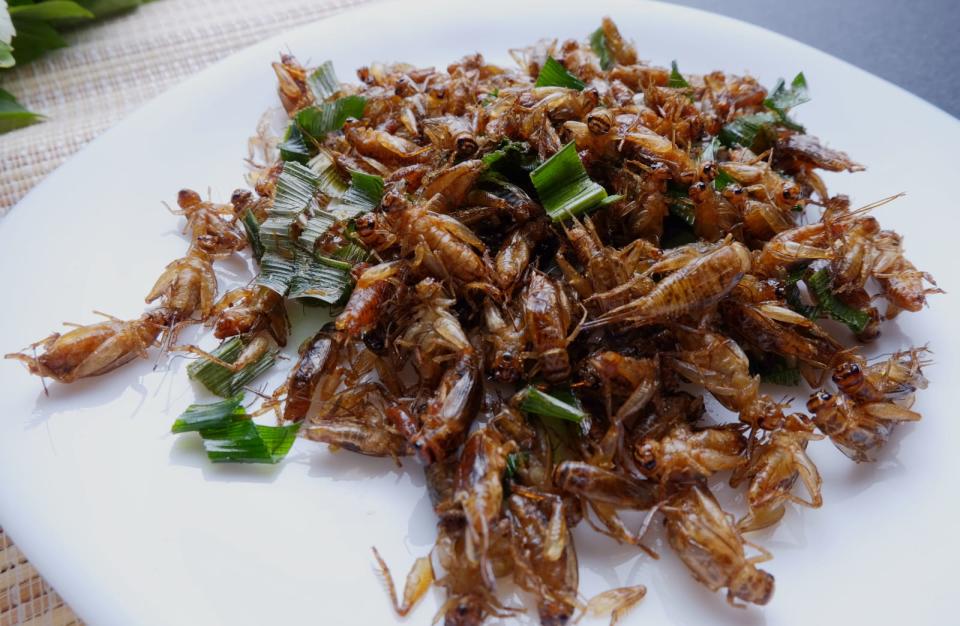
[663,0,960,118]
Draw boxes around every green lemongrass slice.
[535,57,585,90]
[171,395,299,464]
[804,268,870,333]
[278,122,312,163]
[254,252,296,295]
[719,112,779,149]
[186,337,278,398]
[309,151,350,198]
[307,60,340,102]
[288,241,367,303]
[762,366,802,386]
[240,208,264,261]
[327,170,384,220]
[515,386,587,423]
[295,95,365,143]
[713,167,736,191]
[668,61,690,88]
[260,161,318,254]
[287,255,351,303]
[172,395,245,433]
[589,27,613,71]
[530,142,610,221]
[297,210,337,251]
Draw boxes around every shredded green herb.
[805,268,871,333]
[186,337,278,398]
[328,170,384,219]
[278,123,312,163]
[535,57,585,90]
[306,60,340,102]
[713,167,736,191]
[668,60,690,89]
[172,395,299,464]
[719,112,779,150]
[240,208,264,261]
[764,72,809,132]
[295,94,366,144]
[530,142,611,221]
[515,386,587,423]
[589,27,613,71]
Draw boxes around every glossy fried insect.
[807,389,920,462]
[507,488,579,625]
[523,271,578,384]
[12,15,944,624]
[144,247,217,332]
[731,416,823,532]
[635,423,746,486]
[662,484,775,607]
[5,310,168,385]
[455,428,516,581]
[586,240,751,328]
[281,327,343,423]
[170,189,245,256]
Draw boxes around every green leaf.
[9,1,94,21]
[278,122,312,163]
[534,57,585,90]
[0,87,42,133]
[516,386,587,423]
[0,41,13,68]
[240,207,264,261]
[750,355,802,386]
[327,170,383,219]
[172,395,246,434]
[171,395,299,464]
[77,0,145,18]
[309,151,349,198]
[295,94,365,143]
[665,183,695,225]
[713,167,736,191]
[260,161,318,255]
[804,268,870,333]
[254,251,297,295]
[718,112,779,150]
[287,253,353,303]
[187,337,278,398]
[481,138,538,175]
[668,60,690,89]
[8,18,66,65]
[763,72,809,131]
[530,141,609,221]
[589,27,613,71]
[306,60,340,102]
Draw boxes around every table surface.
[1,1,956,624]
[667,0,960,118]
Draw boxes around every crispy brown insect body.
[588,241,751,328]
[282,328,343,423]
[6,310,167,384]
[662,484,775,607]
[523,271,575,383]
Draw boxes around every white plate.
[1,1,958,624]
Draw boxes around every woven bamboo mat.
[0,0,379,214]
[0,1,378,623]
